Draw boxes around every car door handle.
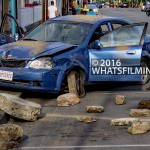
[126,51,136,55]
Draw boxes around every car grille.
[0,59,28,68]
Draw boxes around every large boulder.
[0,93,41,121]
[57,93,80,107]
[128,122,150,134]
[0,124,23,150]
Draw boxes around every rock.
[0,110,7,124]
[115,95,126,105]
[111,118,139,126]
[57,93,80,107]
[128,122,150,134]
[138,100,150,109]
[0,124,23,150]
[77,116,97,123]
[0,93,41,121]
[86,106,104,113]
[129,109,150,117]
[0,124,23,141]
[0,140,19,150]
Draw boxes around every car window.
[89,23,109,44]
[99,24,145,47]
[112,23,123,29]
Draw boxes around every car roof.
[53,15,131,24]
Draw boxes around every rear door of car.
[88,22,148,82]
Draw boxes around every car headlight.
[29,57,52,69]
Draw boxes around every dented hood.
[0,41,75,59]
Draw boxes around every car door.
[88,22,148,82]
[0,13,23,45]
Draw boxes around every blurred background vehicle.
[141,3,146,11]
[109,2,114,7]
[146,4,150,16]
[86,4,99,14]
[122,2,129,8]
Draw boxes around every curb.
[0,110,7,124]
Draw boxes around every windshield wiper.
[23,38,37,41]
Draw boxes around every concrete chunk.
[0,93,41,121]
[129,109,150,117]
[138,100,150,109]
[115,95,126,105]
[57,93,80,107]
[86,106,104,113]
[0,124,23,150]
[111,118,139,126]
[77,116,97,123]
[128,122,150,134]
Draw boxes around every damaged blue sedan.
[0,15,149,97]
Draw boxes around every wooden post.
[42,0,48,23]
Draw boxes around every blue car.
[0,15,149,97]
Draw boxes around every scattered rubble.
[86,106,104,113]
[77,116,97,123]
[115,95,126,105]
[138,100,150,109]
[57,93,80,107]
[111,118,139,126]
[128,121,150,134]
[0,124,23,150]
[129,109,150,117]
[0,93,41,121]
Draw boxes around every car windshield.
[23,21,92,45]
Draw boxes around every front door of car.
[88,23,147,82]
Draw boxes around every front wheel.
[67,71,85,98]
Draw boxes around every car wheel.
[67,71,85,98]
[139,59,149,85]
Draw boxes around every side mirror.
[92,40,101,50]
[14,33,19,41]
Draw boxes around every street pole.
[9,0,16,37]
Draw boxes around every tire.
[139,59,149,85]
[67,71,85,98]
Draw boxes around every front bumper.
[0,67,63,93]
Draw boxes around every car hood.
[0,41,75,59]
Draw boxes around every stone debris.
[115,95,126,105]
[77,116,97,123]
[128,121,150,134]
[0,93,41,121]
[111,118,139,126]
[138,100,150,109]
[57,93,80,107]
[129,109,150,117]
[86,106,104,113]
[0,124,23,150]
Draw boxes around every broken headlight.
[29,57,52,69]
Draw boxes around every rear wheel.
[67,71,85,98]
[139,59,149,85]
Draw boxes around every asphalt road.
[99,7,150,34]
[1,8,150,150]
